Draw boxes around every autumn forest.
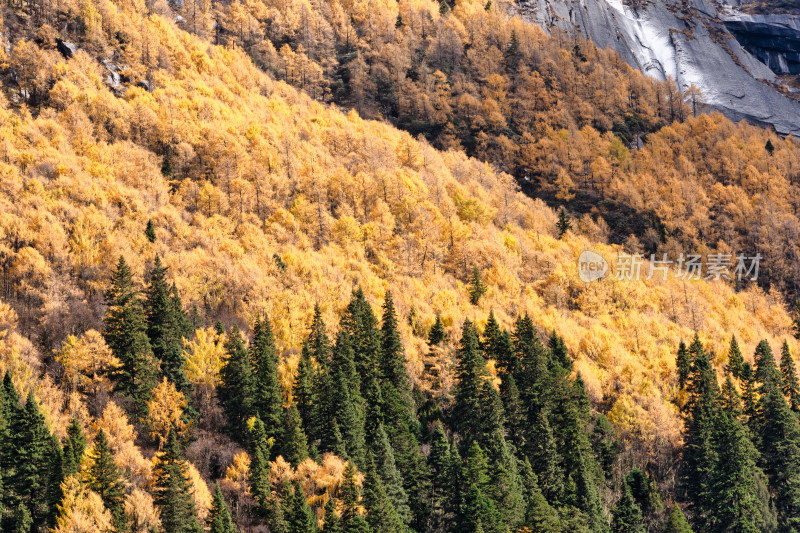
[1,0,800,532]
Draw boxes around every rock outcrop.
[516,0,800,135]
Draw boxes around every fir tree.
[680,345,719,530]
[293,344,315,436]
[340,462,371,533]
[287,480,316,533]
[428,314,446,346]
[248,418,272,514]
[251,315,284,439]
[741,362,758,423]
[663,504,693,533]
[457,441,504,533]
[362,453,406,533]
[145,255,191,396]
[208,483,237,533]
[591,414,619,480]
[710,411,775,533]
[218,326,256,442]
[104,255,157,415]
[500,374,526,451]
[380,292,413,407]
[794,299,800,340]
[322,497,342,533]
[780,340,800,413]
[624,469,660,518]
[5,392,59,530]
[766,139,775,155]
[467,267,487,306]
[145,219,156,242]
[756,386,800,532]
[611,483,645,533]
[62,417,86,477]
[726,335,744,379]
[151,429,202,533]
[87,430,128,532]
[341,289,380,390]
[282,405,309,466]
[370,423,410,523]
[548,330,571,371]
[556,208,572,238]
[428,424,456,532]
[754,340,781,391]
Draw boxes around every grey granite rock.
[516,0,800,136]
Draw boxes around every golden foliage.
[146,378,189,448]
[53,475,115,533]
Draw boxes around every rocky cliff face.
[722,13,800,75]
[516,0,800,136]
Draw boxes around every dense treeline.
[4,251,800,532]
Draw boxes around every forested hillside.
[0,0,800,532]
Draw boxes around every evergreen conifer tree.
[428,314,446,346]
[676,340,690,390]
[145,219,156,242]
[726,335,744,379]
[88,430,129,532]
[208,483,237,533]
[104,256,157,415]
[556,208,572,238]
[362,452,406,533]
[287,480,316,533]
[151,429,202,533]
[282,405,309,466]
[467,267,487,306]
[610,483,645,533]
[663,504,693,533]
[145,255,191,396]
[780,340,800,413]
[219,326,256,442]
[251,315,283,438]
[322,496,342,533]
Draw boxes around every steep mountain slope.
[516,0,800,135]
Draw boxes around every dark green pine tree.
[680,343,720,530]
[45,433,64,528]
[610,483,645,533]
[103,255,157,415]
[740,362,758,423]
[322,496,342,533]
[379,292,415,421]
[726,335,744,379]
[591,414,619,481]
[340,462,372,533]
[62,417,86,477]
[467,266,487,306]
[208,483,238,533]
[248,417,273,513]
[287,480,317,533]
[88,430,129,532]
[457,441,504,533]
[662,504,693,533]
[754,340,781,391]
[251,315,284,439]
[372,422,410,522]
[5,391,59,531]
[145,218,156,242]
[341,288,380,391]
[676,340,690,389]
[483,429,526,528]
[624,469,661,519]
[151,429,202,533]
[293,343,315,436]
[556,208,572,238]
[362,452,407,533]
[709,411,775,533]
[452,320,490,445]
[500,374,526,451]
[428,314,446,346]
[780,340,800,413]
[548,330,571,371]
[756,384,800,532]
[428,424,456,533]
[218,326,256,442]
[144,255,191,395]
[720,375,743,418]
[527,406,564,503]
[282,404,309,466]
